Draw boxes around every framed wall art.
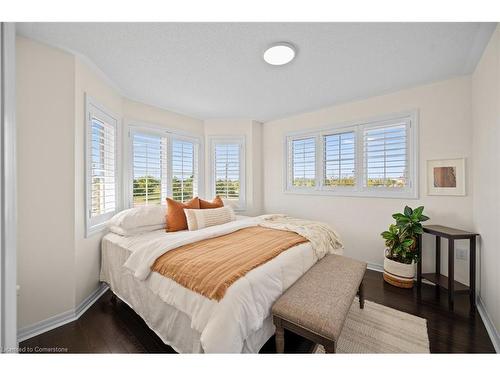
[427,158,465,196]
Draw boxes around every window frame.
[85,95,121,237]
[284,110,419,199]
[209,136,246,211]
[125,121,203,208]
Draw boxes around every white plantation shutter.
[90,119,116,216]
[290,137,316,187]
[363,121,409,188]
[171,139,198,202]
[86,98,119,235]
[323,131,355,187]
[132,132,168,206]
[214,143,241,200]
[284,112,417,198]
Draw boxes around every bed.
[100,215,341,353]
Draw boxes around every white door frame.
[0,22,17,353]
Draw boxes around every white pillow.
[107,205,166,231]
[108,224,165,237]
[184,206,236,231]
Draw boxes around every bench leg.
[358,281,365,309]
[274,319,285,353]
[324,341,336,354]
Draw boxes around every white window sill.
[283,187,418,200]
[85,222,108,238]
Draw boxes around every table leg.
[435,236,441,295]
[470,237,476,310]
[448,239,454,310]
[435,236,441,274]
[417,234,422,288]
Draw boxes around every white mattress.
[100,217,318,353]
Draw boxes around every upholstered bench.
[272,254,367,353]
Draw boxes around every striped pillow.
[184,206,236,231]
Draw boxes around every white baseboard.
[367,262,384,273]
[17,283,109,343]
[476,296,500,353]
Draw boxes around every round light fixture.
[263,42,296,66]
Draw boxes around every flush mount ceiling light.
[263,42,296,66]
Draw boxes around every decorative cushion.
[107,205,167,236]
[199,196,224,209]
[184,206,236,231]
[166,197,200,232]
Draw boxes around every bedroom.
[1,0,499,373]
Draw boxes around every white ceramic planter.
[383,256,416,288]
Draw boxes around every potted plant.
[381,206,429,288]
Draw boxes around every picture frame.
[427,158,466,196]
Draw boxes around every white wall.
[263,76,474,282]
[472,25,500,335]
[204,119,263,216]
[123,98,204,136]
[16,36,76,328]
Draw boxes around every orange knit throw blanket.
[151,226,308,301]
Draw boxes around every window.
[323,131,355,187]
[132,132,167,206]
[364,123,408,188]
[85,97,119,235]
[171,139,198,202]
[210,137,245,209]
[285,111,418,198]
[290,137,316,187]
[129,125,200,207]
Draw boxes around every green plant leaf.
[396,219,411,227]
[420,215,430,222]
[413,206,424,217]
[413,225,424,234]
[392,213,405,220]
[381,231,392,239]
[404,206,413,216]
[402,239,414,247]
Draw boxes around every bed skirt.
[99,237,275,353]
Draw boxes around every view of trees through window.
[214,143,240,200]
[292,137,316,187]
[171,140,196,202]
[133,175,194,205]
[324,131,355,187]
[290,123,408,189]
[132,133,197,206]
[364,125,407,188]
[132,133,164,206]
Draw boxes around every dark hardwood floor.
[19,270,495,353]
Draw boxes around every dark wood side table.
[417,225,478,311]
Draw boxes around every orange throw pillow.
[199,196,224,209]
[166,197,200,232]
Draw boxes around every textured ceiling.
[17,22,496,121]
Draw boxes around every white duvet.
[119,215,342,353]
